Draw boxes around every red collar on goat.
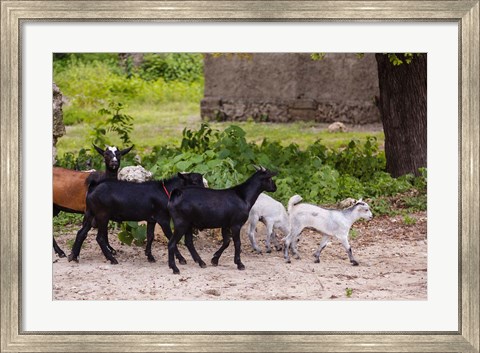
[162,182,171,199]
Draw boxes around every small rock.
[205,289,221,296]
[118,166,153,183]
[328,122,347,133]
[338,198,356,209]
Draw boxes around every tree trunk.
[375,53,427,177]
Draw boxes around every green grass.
[56,101,201,155]
[211,121,384,150]
[57,104,384,157]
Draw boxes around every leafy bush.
[93,102,134,146]
[57,123,426,206]
[57,147,101,171]
[118,222,147,246]
[139,53,204,82]
[55,124,427,245]
[140,124,427,208]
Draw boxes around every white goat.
[283,195,373,265]
[246,193,290,253]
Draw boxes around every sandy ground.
[53,211,427,301]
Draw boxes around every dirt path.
[53,212,427,300]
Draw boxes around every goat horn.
[92,144,105,156]
[253,165,260,171]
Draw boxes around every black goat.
[53,144,133,257]
[68,173,206,264]
[167,166,277,274]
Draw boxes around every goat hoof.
[211,258,219,266]
[199,261,207,269]
[285,259,291,264]
[148,256,156,263]
[110,248,117,255]
[67,254,78,263]
[237,263,245,270]
[110,258,119,265]
[172,268,180,274]
[178,258,187,265]
[266,249,272,254]
[57,251,66,258]
[314,258,320,264]
[294,255,301,260]
[275,246,282,252]
[351,261,359,266]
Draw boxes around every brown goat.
[53,167,92,213]
[53,145,132,257]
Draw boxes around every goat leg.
[340,236,359,266]
[106,233,117,255]
[97,238,118,264]
[314,234,330,263]
[291,236,301,260]
[184,228,206,268]
[53,238,66,258]
[158,220,187,265]
[95,222,118,264]
[283,233,293,263]
[275,228,287,252]
[168,243,180,274]
[246,217,262,254]
[168,228,184,274]
[348,248,359,266]
[211,228,231,266]
[145,222,156,262]
[52,205,66,257]
[107,245,117,255]
[232,227,245,270]
[264,223,274,253]
[269,231,282,252]
[68,218,93,262]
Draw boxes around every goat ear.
[120,145,134,156]
[93,144,105,156]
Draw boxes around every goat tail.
[287,194,303,213]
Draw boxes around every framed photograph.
[1,1,478,352]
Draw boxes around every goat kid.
[283,195,373,266]
[68,173,206,264]
[246,193,289,253]
[167,166,277,274]
[53,144,132,257]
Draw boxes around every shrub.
[139,124,426,209]
[139,53,204,82]
[55,124,427,244]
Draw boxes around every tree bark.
[375,53,427,177]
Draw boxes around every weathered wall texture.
[201,53,380,124]
[53,82,66,164]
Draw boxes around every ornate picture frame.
[1,1,478,352]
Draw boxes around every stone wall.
[53,83,66,164]
[201,53,380,124]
